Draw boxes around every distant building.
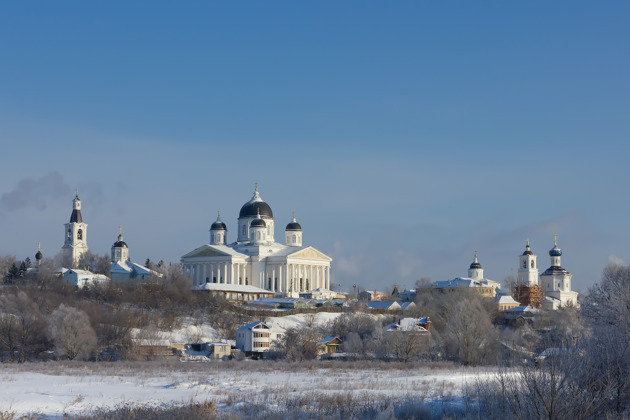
[181,186,332,298]
[384,317,431,333]
[109,228,161,282]
[496,294,520,311]
[540,235,579,310]
[235,321,283,357]
[514,242,542,307]
[61,192,88,268]
[434,253,500,297]
[358,290,387,301]
[316,337,343,358]
[63,269,109,289]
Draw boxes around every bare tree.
[47,304,97,360]
[445,298,497,365]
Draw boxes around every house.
[316,336,343,358]
[63,269,110,289]
[384,317,431,334]
[358,290,387,301]
[367,301,402,311]
[300,288,338,300]
[503,305,541,326]
[399,301,417,311]
[236,321,284,357]
[249,297,317,310]
[205,342,232,359]
[193,282,274,302]
[496,295,520,311]
[398,289,417,302]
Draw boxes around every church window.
[67,230,71,239]
[522,261,526,269]
[292,235,296,244]
[242,225,246,236]
[531,260,535,269]
[77,229,83,240]
[257,231,261,240]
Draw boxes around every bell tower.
[61,190,89,268]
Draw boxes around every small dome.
[522,242,534,255]
[469,253,482,269]
[210,212,227,231]
[286,212,302,231]
[35,251,43,260]
[251,217,266,228]
[239,186,273,218]
[549,245,562,257]
[113,231,128,248]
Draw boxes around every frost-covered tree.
[47,304,97,360]
[445,298,497,365]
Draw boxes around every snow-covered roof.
[193,282,272,294]
[399,301,416,310]
[384,318,430,333]
[496,295,520,305]
[435,277,498,289]
[236,321,282,332]
[367,301,401,310]
[317,336,341,345]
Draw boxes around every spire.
[292,211,296,222]
[118,225,123,241]
[554,233,558,246]
[255,182,258,193]
[75,188,79,198]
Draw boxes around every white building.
[235,321,283,356]
[109,228,160,281]
[518,241,539,287]
[181,186,333,297]
[61,191,88,268]
[541,235,579,310]
[63,268,110,289]
[434,254,500,297]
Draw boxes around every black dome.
[240,201,273,218]
[211,220,227,230]
[35,251,43,260]
[469,262,482,269]
[251,218,266,227]
[286,221,302,231]
[239,188,273,218]
[113,240,128,248]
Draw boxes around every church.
[181,186,333,298]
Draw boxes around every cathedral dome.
[239,186,273,218]
[251,217,266,228]
[286,212,302,231]
[210,212,227,231]
[113,231,128,248]
[469,261,482,269]
[549,245,562,257]
[35,250,42,261]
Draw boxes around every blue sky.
[1,2,629,292]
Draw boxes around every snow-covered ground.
[0,362,499,418]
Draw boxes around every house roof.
[193,283,272,294]
[317,336,342,345]
[367,301,401,310]
[384,318,430,333]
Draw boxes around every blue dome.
[549,246,562,257]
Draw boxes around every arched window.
[257,231,261,240]
[77,229,83,240]
[242,225,246,235]
[522,261,526,269]
[531,260,535,268]
[292,235,296,244]
[67,230,71,238]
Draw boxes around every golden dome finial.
[38,242,41,252]
[255,182,258,193]
[119,225,122,235]
[554,233,558,246]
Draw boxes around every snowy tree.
[47,304,97,360]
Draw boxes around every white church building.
[61,191,89,268]
[181,186,333,298]
[540,235,579,310]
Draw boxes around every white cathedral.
[181,186,333,297]
[516,236,579,310]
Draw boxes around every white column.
[223,263,228,284]
[230,263,234,285]
[326,267,330,290]
[272,265,276,292]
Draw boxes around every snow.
[0,362,503,418]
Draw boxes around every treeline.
[0,255,246,362]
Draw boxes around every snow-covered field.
[0,361,498,418]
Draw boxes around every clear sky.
[1,2,629,293]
